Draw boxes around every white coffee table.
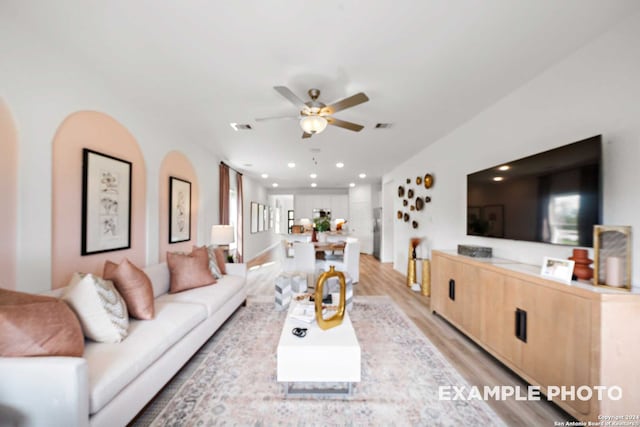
[276,301,361,396]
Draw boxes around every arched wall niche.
[52,111,147,289]
[158,151,199,261]
[0,98,18,290]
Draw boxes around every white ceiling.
[5,1,639,189]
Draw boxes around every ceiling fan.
[256,86,369,139]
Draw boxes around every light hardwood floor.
[247,249,573,426]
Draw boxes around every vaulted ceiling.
[5,0,639,189]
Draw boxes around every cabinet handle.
[448,279,455,301]
[515,308,527,343]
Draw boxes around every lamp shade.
[211,225,235,245]
[300,115,328,134]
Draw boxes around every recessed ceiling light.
[287,162,296,168]
[311,183,317,188]
[336,162,344,168]
[310,173,317,179]
[272,183,279,187]
[493,176,504,182]
[359,173,367,179]
[261,173,268,179]
[498,165,510,171]
[349,182,356,187]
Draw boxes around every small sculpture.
[314,266,346,330]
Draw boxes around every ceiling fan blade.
[255,115,298,122]
[326,117,364,132]
[274,86,307,110]
[322,92,369,115]
[302,132,313,139]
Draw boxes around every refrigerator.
[373,207,382,260]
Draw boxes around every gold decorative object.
[404,213,410,222]
[412,220,418,229]
[407,189,414,199]
[406,178,410,184]
[398,186,405,197]
[415,197,424,211]
[410,205,415,211]
[593,225,632,290]
[314,266,346,330]
[421,259,431,296]
[416,176,422,185]
[397,210,402,219]
[403,199,408,206]
[424,174,434,188]
[407,238,422,287]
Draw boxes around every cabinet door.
[480,268,510,358]
[431,255,463,326]
[458,263,483,339]
[523,284,592,415]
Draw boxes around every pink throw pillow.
[167,246,217,293]
[104,258,155,320]
[0,289,84,357]
[214,247,227,275]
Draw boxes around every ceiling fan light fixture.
[300,115,328,134]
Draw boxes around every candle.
[605,257,624,287]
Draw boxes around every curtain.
[236,172,244,263]
[219,162,230,225]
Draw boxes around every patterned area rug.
[133,296,504,426]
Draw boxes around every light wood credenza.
[431,250,640,421]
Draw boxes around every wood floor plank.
[246,248,572,425]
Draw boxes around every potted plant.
[314,215,331,232]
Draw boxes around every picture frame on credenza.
[593,225,632,291]
[540,257,575,283]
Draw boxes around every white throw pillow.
[63,273,129,343]
[206,245,224,279]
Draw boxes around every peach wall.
[0,99,18,290]
[159,151,199,261]
[52,111,146,289]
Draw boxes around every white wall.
[349,184,374,254]
[0,18,220,292]
[384,12,640,290]
[269,194,294,234]
[242,175,279,260]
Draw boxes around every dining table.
[312,241,345,260]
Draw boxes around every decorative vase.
[311,227,317,242]
[569,249,593,281]
[314,266,346,331]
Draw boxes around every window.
[287,210,294,234]
[229,188,238,252]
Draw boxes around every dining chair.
[293,242,322,289]
[280,240,295,272]
[327,241,360,283]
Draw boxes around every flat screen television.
[467,135,602,247]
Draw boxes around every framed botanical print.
[258,204,264,232]
[251,202,258,233]
[82,149,132,255]
[169,177,191,243]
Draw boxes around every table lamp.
[211,225,235,260]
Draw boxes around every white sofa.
[0,261,247,427]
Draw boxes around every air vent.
[375,123,393,129]
[230,123,253,131]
